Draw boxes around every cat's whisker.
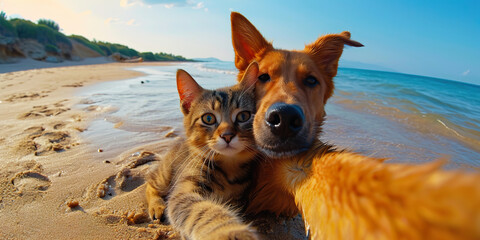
[163,148,195,170]
[173,145,206,173]
[200,149,213,181]
[171,145,209,188]
[206,150,216,182]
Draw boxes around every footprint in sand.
[52,123,66,130]
[0,160,50,209]
[17,103,70,120]
[11,170,51,193]
[80,152,172,235]
[24,126,45,136]
[2,90,52,102]
[15,126,75,156]
[95,152,158,200]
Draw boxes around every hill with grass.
[0,11,190,64]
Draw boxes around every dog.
[230,12,480,239]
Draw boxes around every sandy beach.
[0,61,180,239]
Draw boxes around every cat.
[146,61,260,240]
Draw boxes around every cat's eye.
[303,75,318,87]
[258,73,270,82]
[236,111,251,123]
[201,113,216,125]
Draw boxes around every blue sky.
[1,0,479,84]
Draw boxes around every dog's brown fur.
[231,12,480,239]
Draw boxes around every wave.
[194,61,237,75]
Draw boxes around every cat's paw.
[216,229,259,240]
[148,200,166,222]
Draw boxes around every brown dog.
[231,12,480,239]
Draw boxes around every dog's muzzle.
[255,102,311,158]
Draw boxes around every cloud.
[192,2,204,9]
[462,69,470,76]
[105,17,139,26]
[143,0,189,6]
[120,0,144,8]
[105,17,121,24]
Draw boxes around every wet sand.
[0,57,113,74]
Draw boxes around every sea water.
[78,61,480,168]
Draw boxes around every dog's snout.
[265,103,305,138]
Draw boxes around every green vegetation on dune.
[44,44,60,54]
[37,19,60,31]
[69,35,105,56]
[0,11,17,38]
[95,41,138,57]
[9,18,71,48]
[68,36,190,61]
[139,51,188,61]
[0,11,191,62]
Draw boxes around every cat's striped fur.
[146,62,260,240]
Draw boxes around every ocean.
[78,61,480,169]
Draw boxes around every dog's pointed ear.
[231,12,272,71]
[239,61,259,89]
[177,69,203,115]
[305,31,363,78]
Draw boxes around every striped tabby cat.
[146,62,260,240]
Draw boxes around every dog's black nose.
[265,103,305,138]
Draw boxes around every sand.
[0,61,305,240]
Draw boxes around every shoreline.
[0,57,113,74]
[0,57,192,74]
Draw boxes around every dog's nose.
[265,103,305,138]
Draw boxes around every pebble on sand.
[67,200,79,208]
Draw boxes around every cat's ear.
[239,61,259,90]
[177,69,203,114]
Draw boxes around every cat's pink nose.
[221,133,235,144]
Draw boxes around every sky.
[1,0,479,85]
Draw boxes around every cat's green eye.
[201,113,216,125]
[236,111,251,123]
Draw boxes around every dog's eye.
[303,76,318,87]
[201,113,216,125]
[258,73,271,82]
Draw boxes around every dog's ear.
[177,69,203,115]
[239,61,259,90]
[305,31,363,79]
[231,12,272,71]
